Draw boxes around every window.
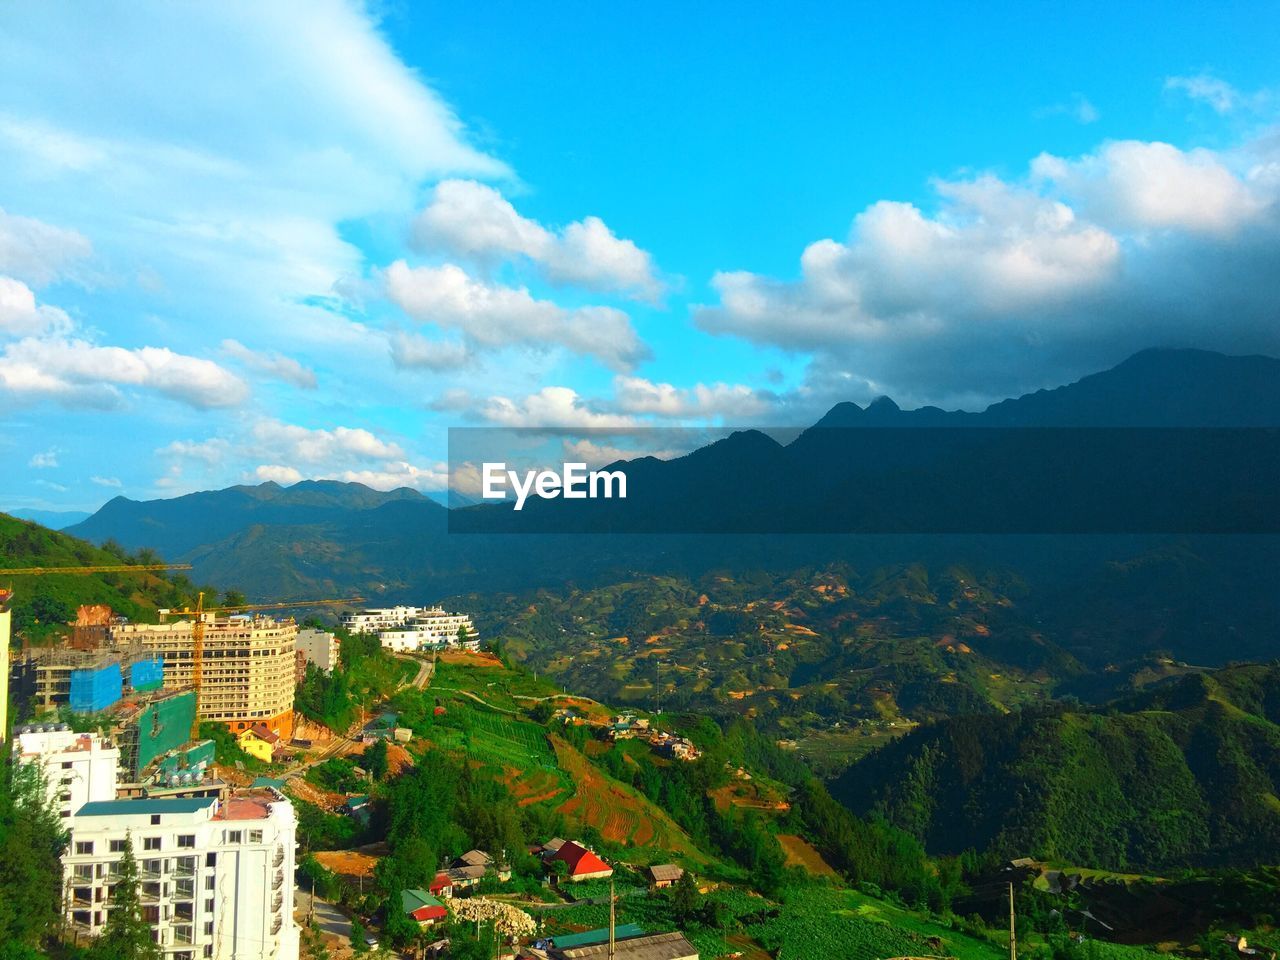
[204,876,215,891]
[225,830,242,844]
[205,852,217,868]
[143,837,161,851]
[204,898,214,913]
[248,830,263,844]
[150,814,161,825]
[74,841,94,855]
[109,839,127,853]
[176,834,195,848]
[61,761,72,769]
[203,921,214,937]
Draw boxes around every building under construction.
[109,611,298,738]
[9,642,164,714]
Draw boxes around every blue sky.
[2,0,1279,511]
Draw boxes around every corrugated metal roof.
[551,924,645,949]
[77,797,216,817]
[555,931,698,960]
[647,864,684,882]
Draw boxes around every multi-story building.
[341,606,426,634]
[353,607,477,653]
[11,723,121,818]
[293,628,339,674]
[110,614,297,739]
[62,788,299,960]
[0,588,11,742]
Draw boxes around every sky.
[2,0,1280,512]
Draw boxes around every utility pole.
[608,879,616,960]
[1008,882,1017,960]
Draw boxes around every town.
[2,590,709,960]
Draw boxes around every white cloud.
[413,180,663,300]
[221,339,317,388]
[160,438,232,466]
[0,335,248,409]
[0,207,92,286]
[254,464,304,485]
[561,438,682,467]
[249,419,404,466]
[613,375,775,420]
[1165,74,1242,114]
[480,386,638,429]
[28,449,58,468]
[0,276,74,338]
[89,475,122,488]
[384,260,649,371]
[1032,140,1266,234]
[696,134,1280,405]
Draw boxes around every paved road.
[396,654,434,691]
[295,887,352,940]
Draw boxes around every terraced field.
[549,734,711,862]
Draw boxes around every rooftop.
[77,797,216,818]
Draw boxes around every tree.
[91,831,160,960]
[672,870,701,926]
[0,758,67,952]
[221,590,247,608]
[364,740,389,781]
[350,917,369,954]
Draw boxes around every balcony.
[272,870,284,891]
[270,893,283,912]
[271,847,284,868]
[270,917,282,936]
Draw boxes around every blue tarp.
[69,663,123,713]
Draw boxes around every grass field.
[777,834,839,878]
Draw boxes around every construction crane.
[175,593,364,738]
[0,563,192,576]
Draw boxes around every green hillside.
[833,664,1280,871]
[0,512,212,641]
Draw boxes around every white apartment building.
[294,628,339,673]
[11,723,120,818]
[1,588,11,743]
[341,606,426,633]
[63,789,299,960]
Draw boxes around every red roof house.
[548,840,613,882]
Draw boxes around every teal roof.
[552,924,645,949]
[401,889,445,914]
[251,776,287,789]
[77,797,216,817]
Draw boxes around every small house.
[401,889,448,928]
[647,864,684,889]
[237,723,281,763]
[547,840,613,882]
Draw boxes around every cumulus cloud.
[0,334,249,409]
[254,464,304,484]
[384,260,649,371]
[249,419,404,465]
[0,277,73,338]
[0,207,92,286]
[413,180,663,300]
[479,386,638,429]
[696,135,1280,406]
[613,375,775,420]
[1032,140,1266,234]
[28,449,58,468]
[221,339,317,389]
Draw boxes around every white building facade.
[11,723,120,819]
[294,628,339,673]
[343,605,478,653]
[62,789,299,960]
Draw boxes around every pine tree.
[92,831,160,960]
[0,758,68,952]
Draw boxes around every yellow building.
[110,613,297,738]
[0,589,11,743]
[237,722,281,762]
